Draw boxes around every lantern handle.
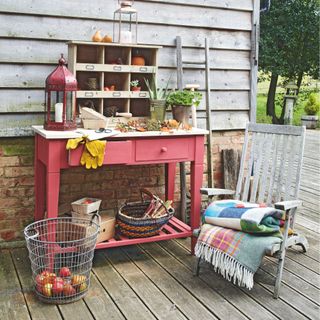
[58,53,67,65]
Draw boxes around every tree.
[259,0,319,124]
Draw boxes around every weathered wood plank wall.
[0,0,258,136]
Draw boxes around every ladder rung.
[182,60,206,65]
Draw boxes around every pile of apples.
[35,267,87,298]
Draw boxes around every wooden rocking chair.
[195,123,309,298]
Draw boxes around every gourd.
[92,30,103,42]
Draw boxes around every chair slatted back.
[235,123,306,206]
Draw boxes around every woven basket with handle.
[117,189,174,238]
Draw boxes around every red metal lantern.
[44,54,78,131]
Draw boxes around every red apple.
[59,267,71,278]
[63,283,76,296]
[47,272,56,284]
[43,283,53,297]
[52,278,64,295]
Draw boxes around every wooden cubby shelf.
[68,41,161,122]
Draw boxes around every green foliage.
[259,0,319,79]
[144,75,171,100]
[257,87,320,125]
[130,80,140,87]
[304,93,320,115]
[166,90,202,107]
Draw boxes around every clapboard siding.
[0,14,252,50]
[0,0,252,31]
[0,90,249,113]
[0,0,258,135]
[0,64,250,91]
[0,39,251,70]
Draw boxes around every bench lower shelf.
[95,217,192,249]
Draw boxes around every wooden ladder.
[175,36,214,222]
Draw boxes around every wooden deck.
[1,131,319,320]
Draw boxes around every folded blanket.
[203,200,284,236]
[195,224,281,289]
[196,200,283,289]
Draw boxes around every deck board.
[0,130,319,319]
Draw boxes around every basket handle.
[90,212,101,226]
[140,188,156,202]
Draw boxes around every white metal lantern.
[113,0,138,44]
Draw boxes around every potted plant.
[301,93,319,129]
[130,80,141,91]
[166,90,202,124]
[144,75,171,122]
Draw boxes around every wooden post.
[205,38,214,188]
[249,0,260,123]
[185,83,200,128]
[176,36,187,223]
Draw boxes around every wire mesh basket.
[24,216,100,304]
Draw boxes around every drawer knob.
[161,147,167,152]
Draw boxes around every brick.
[0,230,16,241]
[60,173,85,184]
[0,156,20,167]
[19,155,34,166]
[2,145,34,156]
[4,166,34,178]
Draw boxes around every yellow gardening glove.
[86,140,106,167]
[80,145,98,169]
[66,137,85,150]
[96,141,107,166]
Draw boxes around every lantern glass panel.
[113,10,138,44]
[66,91,75,121]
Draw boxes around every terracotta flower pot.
[171,105,191,124]
[131,86,141,92]
[132,56,145,66]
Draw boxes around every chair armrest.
[200,188,235,196]
[274,200,302,211]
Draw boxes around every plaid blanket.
[195,200,283,289]
[203,200,284,236]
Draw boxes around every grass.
[257,93,307,125]
[256,76,319,126]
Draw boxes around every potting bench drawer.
[68,140,133,166]
[135,138,191,162]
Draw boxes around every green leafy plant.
[304,93,320,115]
[166,90,202,107]
[144,75,171,100]
[130,80,140,87]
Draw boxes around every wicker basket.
[117,189,174,238]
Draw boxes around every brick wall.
[0,130,244,242]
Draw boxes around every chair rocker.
[195,123,309,299]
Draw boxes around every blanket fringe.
[195,241,254,290]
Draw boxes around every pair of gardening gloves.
[66,137,106,169]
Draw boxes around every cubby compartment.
[130,73,152,92]
[130,99,150,117]
[131,48,157,66]
[77,45,103,64]
[104,73,129,92]
[103,99,129,117]
[105,47,130,65]
[77,98,102,113]
[68,41,161,125]
[77,72,102,91]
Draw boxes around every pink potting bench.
[32,126,207,253]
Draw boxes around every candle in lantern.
[55,103,63,123]
[120,30,132,43]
